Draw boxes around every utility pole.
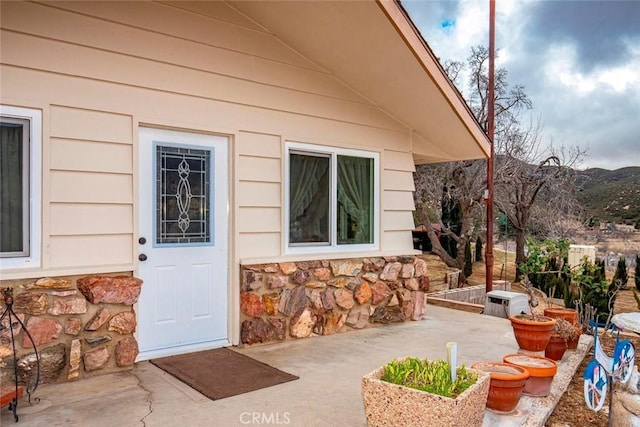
[485,0,496,293]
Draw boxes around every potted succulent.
[361,356,490,427]
[508,277,556,351]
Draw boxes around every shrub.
[523,238,569,299]
[574,259,618,323]
[612,256,628,289]
[561,279,577,309]
[595,259,606,283]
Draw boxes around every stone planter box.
[361,359,490,427]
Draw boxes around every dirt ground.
[545,288,640,427]
[424,248,640,426]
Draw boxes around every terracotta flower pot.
[566,325,582,350]
[503,354,558,397]
[471,362,529,414]
[543,307,578,325]
[508,315,556,351]
[544,334,568,361]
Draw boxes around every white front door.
[136,127,228,360]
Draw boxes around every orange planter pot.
[567,325,582,350]
[543,308,582,350]
[508,315,556,351]
[503,354,558,397]
[544,334,568,361]
[543,308,578,325]
[472,362,530,414]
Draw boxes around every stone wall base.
[239,255,430,345]
[0,274,141,386]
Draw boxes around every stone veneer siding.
[0,274,141,386]
[240,256,430,345]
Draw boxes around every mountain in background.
[576,166,640,226]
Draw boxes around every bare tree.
[465,46,531,133]
[494,121,585,280]
[413,46,531,279]
[414,161,485,279]
[415,45,588,283]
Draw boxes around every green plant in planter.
[381,357,477,398]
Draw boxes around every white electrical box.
[484,291,530,318]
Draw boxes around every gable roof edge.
[376,0,491,159]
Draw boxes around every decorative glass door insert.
[156,145,211,245]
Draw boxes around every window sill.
[240,249,421,266]
[0,264,136,281]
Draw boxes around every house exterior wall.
[1,0,417,281]
[0,0,422,368]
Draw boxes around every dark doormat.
[150,348,298,400]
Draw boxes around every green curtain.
[337,156,372,244]
[0,123,24,254]
[289,153,330,243]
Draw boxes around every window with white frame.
[0,106,41,269]
[286,142,378,252]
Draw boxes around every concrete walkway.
[1,305,591,427]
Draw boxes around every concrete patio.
[1,305,591,427]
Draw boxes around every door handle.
[138,254,148,262]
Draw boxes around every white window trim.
[284,141,379,255]
[0,105,42,270]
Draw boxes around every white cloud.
[404,0,640,170]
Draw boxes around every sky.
[402,0,640,171]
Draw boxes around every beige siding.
[237,233,281,259]
[383,150,416,172]
[163,1,265,31]
[2,66,404,151]
[49,235,133,269]
[40,1,318,69]
[380,148,417,243]
[47,104,134,269]
[237,156,281,183]
[383,211,416,232]
[50,139,133,173]
[382,190,415,212]
[50,171,133,204]
[383,170,415,192]
[2,2,364,103]
[237,208,281,233]
[382,230,415,252]
[236,132,281,158]
[50,204,133,235]
[50,106,132,143]
[236,182,281,208]
[236,132,283,253]
[0,0,419,277]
